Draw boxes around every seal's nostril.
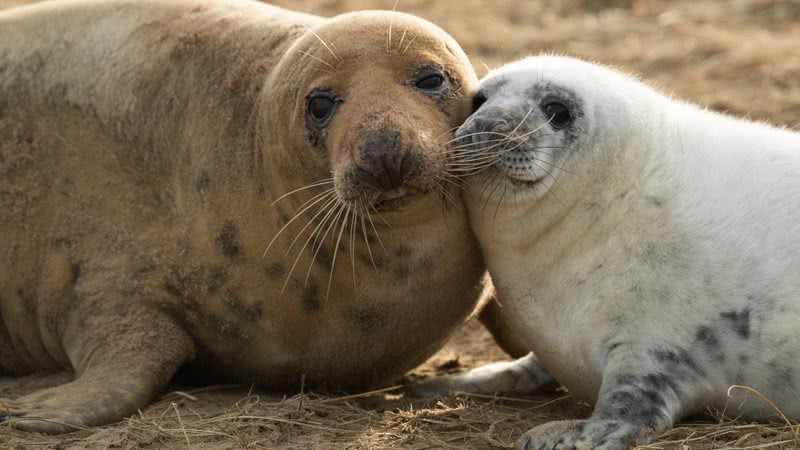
[358,129,409,190]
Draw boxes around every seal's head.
[270,11,478,214]
[454,55,652,203]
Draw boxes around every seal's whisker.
[401,34,417,55]
[272,178,335,205]
[305,201,346,285]
[302,26,342,65]
[433,177,459,208]
[281,200,342,294]
[262,188,337,257]
[298,49,335,70]
[397,25,410,52]
[435,125,462,143]
[387,0,400,52]
[349,207,357,287]
[443,130,509,145]
[493,183,508,226]
[326,206,351,299]
[285,194,339,255]
[359,207,377,270]
[365,206,388,253]
[532,157,577,176]
[532,162,566,208]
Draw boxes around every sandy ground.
[2,0,800,448]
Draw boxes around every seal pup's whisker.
[263,188,337,257]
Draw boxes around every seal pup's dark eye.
[472,91,488,112]
[415,72,446,91]
[542,101,572,128]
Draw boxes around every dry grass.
[3,0,800,448]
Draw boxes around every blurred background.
[275,0,800,126]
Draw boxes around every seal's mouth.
[372,188,427,211]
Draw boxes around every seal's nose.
[358,129,414,190]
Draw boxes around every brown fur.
[0,0,486,432]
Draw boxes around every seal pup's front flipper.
[517,344,711,450]
[408,353,554,397]
[0,303,194,433]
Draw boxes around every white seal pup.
[412,55,800,449]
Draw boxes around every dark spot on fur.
[649,348,704,377]
[395,245,412,258]
[720,308,751,339]
[695,326,724,362]
[196,172,211,190]
[70,263,81,283]
[223,290,263,323]
[739,354,749,365]
[207,266,227,293]
[52,237,75,249]
[164,280,182,297]
[313,243,333,270]
[359,253,385,269]
[346,307,384,333]
[647,196,663,207]
[216,221,243,261]
[207,313,243,341]
[302,282,320,312]
[695,326,717,346]
[264,263,285,280]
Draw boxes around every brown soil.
[2,0,800,448]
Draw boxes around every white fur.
[418,55,800,449]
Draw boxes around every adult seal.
[0,0,487,432]
[413,55,800,449]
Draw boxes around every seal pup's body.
[413,56,800,449]
[0,0,486,432]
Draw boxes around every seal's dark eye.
[543,101,572,128]
[416,73,445,91]
[308,95,335,121]
[472,91,488,112]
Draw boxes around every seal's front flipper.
[408,353,554,397]
[517,346,709,450]
[0,306,194,433]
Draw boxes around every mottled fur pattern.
[413,56,800,449]
[0,0,487,432]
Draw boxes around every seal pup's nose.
[359,129,415,190]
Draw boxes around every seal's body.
[0,0,485,432]
[413,56,800,449]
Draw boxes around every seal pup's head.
[269,11,478,217]
[454,55,656,208]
